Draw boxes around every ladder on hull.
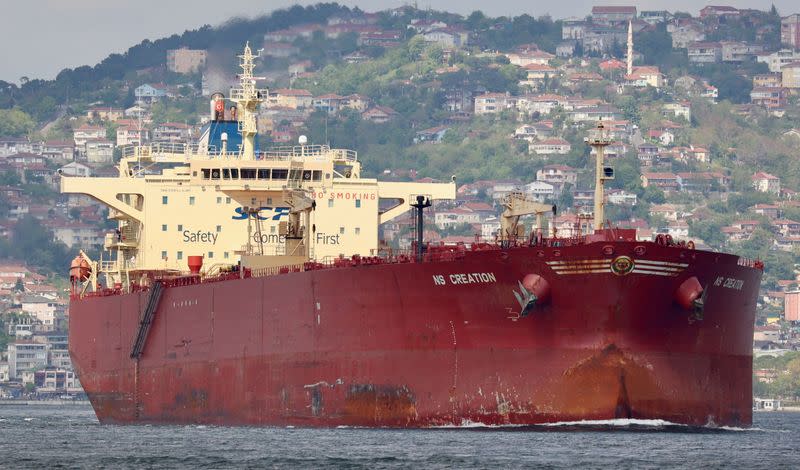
[130,281,164,359]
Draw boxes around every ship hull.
[68,242,761,427]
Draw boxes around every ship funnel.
[211,93,225,121]
[188,255,203,274]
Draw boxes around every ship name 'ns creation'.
[63,44,762,428]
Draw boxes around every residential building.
[649,203,679,221]
[663,102,691,121]
[671,24,705,48]
[73,125,105,148]
[753,203,781,219]
[781,14,800,49]
[688,42,722,64]
[261,42,300,58]
[474,93,516,115]
[529,138,571,155]
[86,107,123,122]
[505,49,555,67]
[640,10,671,25]
[606,189,637,206]
[166,48,207,74]
[750,87,788,109]
[42,140,75,161]
[520,64,558,87]
[720,41,763,62]
[34,368,82,393]
[422,28,469,48]
[50,221,104,248]
[591,6,637,27]
[134,83,168,103]
[267,89,314,110]
[58,161,92,177]
[641,172,679,190]
[153,122,191,143]
[782,62,800,88]
[414,126,449,143]
[21,295,61,331]
[753,73,782,88]
[536,164,578,188]
[434,207,483,229]
[757,49,800,73]
[752,172,781,194]
[699,6,739,19]
[524,181,555,201]
[361,106,397,123]
[556,41,577,57]
[562,19,588,40]
[677,172,729,191]
[116,125,149,147]
[624,66,665,88]
[569,105,620,122]
[85,139,115,164]
[7,341,48,379]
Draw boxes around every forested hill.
[0,3,353,116]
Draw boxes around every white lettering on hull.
[433,272,497,286]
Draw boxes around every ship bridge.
[60,43,455,285]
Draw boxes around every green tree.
[0,108,36,136]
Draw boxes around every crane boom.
[499,192,556,242]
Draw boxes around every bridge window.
[201,169,210,179]
[211,169,220,180]
[313,170,322,181]
[222,169,231,180]
[230,168,239,179]
[302,170,312,181]
[273,169,288,180]
[257,169,270,179]
[241,168,257,179]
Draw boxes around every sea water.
[0,404,798,468]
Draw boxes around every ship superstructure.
[62,43,455,288]
[63,45,763,429]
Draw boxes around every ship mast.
[587,121,613,231]
[230,42,268,160]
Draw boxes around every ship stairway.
[130,281,164,359]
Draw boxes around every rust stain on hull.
[344,385,418,426]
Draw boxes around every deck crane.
[499,191,557,243]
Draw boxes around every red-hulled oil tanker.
[63,45,762,427]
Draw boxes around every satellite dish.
[298,135,308,145]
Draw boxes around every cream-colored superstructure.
[60,44,455,287]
